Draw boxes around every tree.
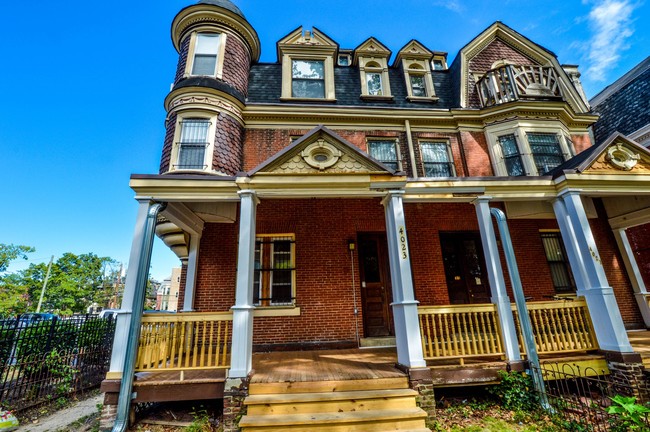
[0,243,34,273]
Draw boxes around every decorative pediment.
[353,37,391,65]
[582,134,650,175]
[394,40,433,64]
[249,125,394,175]
[276,26,338,60]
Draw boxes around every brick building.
[102,1,650,430]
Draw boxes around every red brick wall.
[174,36,190,85]
[467,39,540,108]
[571,134,593,155]
[186,199,643,348]
[627,222,650,288]
[459,131,493,176]
[177,263,188,310]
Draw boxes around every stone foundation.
[223,376,250,432]
[408,367,435,418]
[604,351,649,401]
[99,403,118,431]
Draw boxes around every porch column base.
[602,351,649,402]
[392,301,427,368]
[228,306,255,379]
[582,287,634,352]
[223,377,250,432]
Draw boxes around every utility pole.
[36,255,54,313]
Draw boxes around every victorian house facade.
[101,1,650,430]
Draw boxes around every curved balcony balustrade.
[477,64,564,108]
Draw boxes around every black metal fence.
[0,315,116,412]
[532,362,650,431]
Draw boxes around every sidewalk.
[16,394,102,432]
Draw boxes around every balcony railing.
[418,298,598,363]
[135,312,232,373]
[476,65,563,107]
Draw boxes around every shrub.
[488,370,539,412]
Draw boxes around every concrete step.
[359,336,396,347]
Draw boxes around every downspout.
[405,120,418,179]
[489,207,548,407]
[112,202,166,432]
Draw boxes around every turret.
[160,0,260,176]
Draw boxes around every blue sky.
[1,0,648,282]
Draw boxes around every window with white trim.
[420,141,455,177]
[191,34,221,76]
[368,139,400,171]
[291,60,325,98]
[176,119,211,170]
[498,134,525,176]
[527,132,564,175]
[408,67,427,97]
[253,235,296,307]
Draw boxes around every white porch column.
[182,233,201,312]
[229,190,259,378]
[382,191,426,369]
[557,190,633,352]
[551,198,588,295]
[615,228,650,328]
[107,200,152,379]
[473,197,520,361]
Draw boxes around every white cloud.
[584,0,636,82]
[433,0,464,12]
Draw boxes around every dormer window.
[292,60,325,98]
[354,38,393,100]
[408,67,427,97]
[395,41,438,102]
[366,71,383,95]
[185,32,226,78]
[338,54,351,66]
[432,59,444,70]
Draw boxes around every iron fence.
[531,362,650,431]
[0,315,116,412]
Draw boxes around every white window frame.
[169,111,217,173]
[367,138,402,171]
[184,31,227,79]
[419,140,455,178]
[485,121,576,176]
[402,60,436,101]
[359,57,392,99]
[281,54,336,101]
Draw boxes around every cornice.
[171,6,260,62]
[165,87,245,125]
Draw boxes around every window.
[253,235,296,306]
[176,119,210,169]
[540,231,575,293]
[420,142,454,177]
[527,133,564,174]
[291,60,325,98]
[409,72,427,97]
[368,140,400,171]
[432,59,445,70]
[498,134,525,176]
[366,72,383,96]
[354,38,392,99]
[338,54,350,66]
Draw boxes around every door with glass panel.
[358,233,394,337]
[440,232,491,304]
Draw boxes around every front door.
[358,233,394,337]
[440,232,491,304]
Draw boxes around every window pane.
[421,142,452,177]
[292,79,325,98]
[178,119,209,169]
[292,60,324,79]
[541,232,575,293]
[192,54,217,75]
[527,133,564,174]
[195,34,220,54]
[368,140,398,170]
[410,75,427,97]
[498,134,525,176]
[366,73,383,95]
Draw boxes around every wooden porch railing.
[135,312,232,372]
[418,304,505,362]
[512,299,599,355]
[418,299,598,362]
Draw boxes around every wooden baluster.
[563,306,579,350]
[169,322,179,369]
[537,310,551,353]
[478,312,490,354]
[467,312,479,355]
[430,313,440,357]
[215,320,222,367]
[488,310,502,354]
[178,321,186,369]
[418,314,427,358]
[440,314,450,357]
[471,312,482,355]
[528,310,543,353]
[451,313,462,357]
[223,320,230,366]
[199,320,207,367]
[207,321,214,367]
[554,307,570,351]
[191,321,200,368]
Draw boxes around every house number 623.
[398,226,408,260]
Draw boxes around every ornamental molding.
[586,143,650,174]
[168,95,244,124]
[605,144,640,171]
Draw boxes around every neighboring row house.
[101,1,650,430]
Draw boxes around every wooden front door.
[440,232,491,304]
[358,233,394,337]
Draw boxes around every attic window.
[292,60,325,98]
[432,59,444,70]
[338,54,351,66]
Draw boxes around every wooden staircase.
[239,377,430,431]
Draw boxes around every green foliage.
[187,406,216,432]
[607,395,650,431]
[488,371,539,411]
[0,243,34,273]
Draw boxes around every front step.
[359,336,396,348]
[240,377,430,431]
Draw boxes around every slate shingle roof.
[247,63,456,109]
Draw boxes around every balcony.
[476,64,563,108]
